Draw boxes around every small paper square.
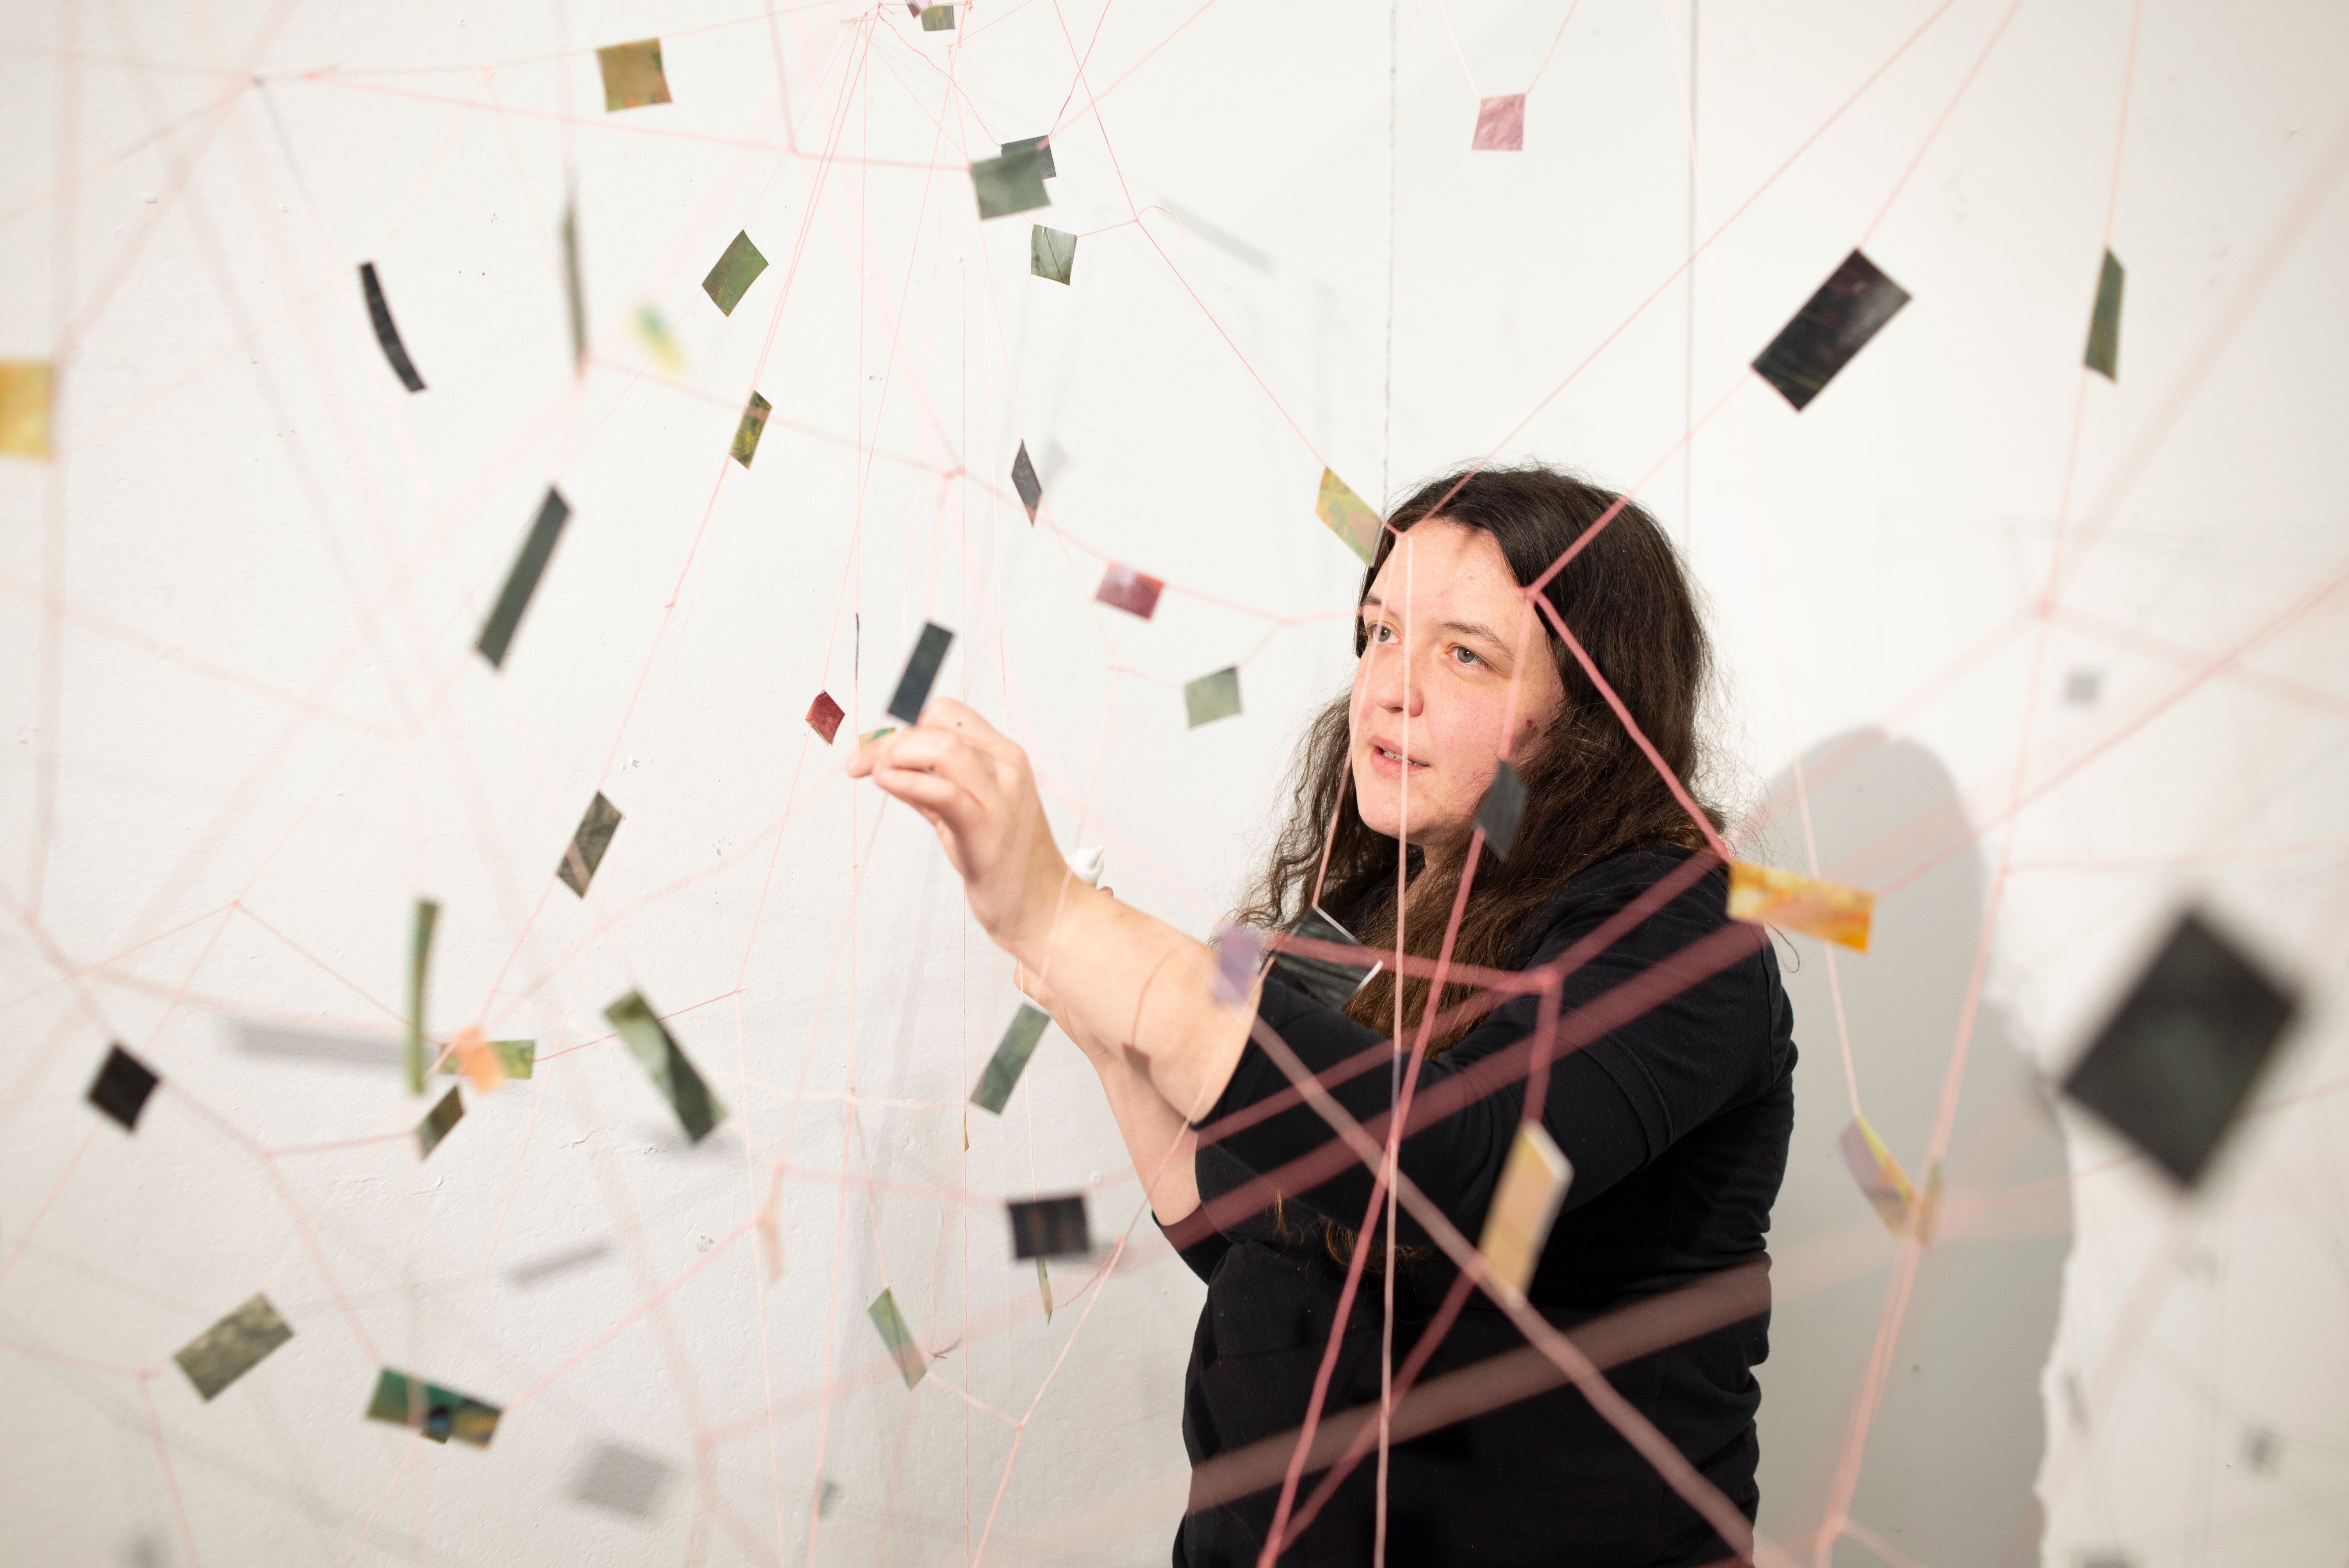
[1030,225,1076,285]
[1314,469,1382,563]
[87,1043,160,1131]
[1000,135,1057,178]
[1752,250,1912,412]
[1725,862,1874,951]
[1471,95,1526,151]
[1474,761,1528,858]
[568,1441,674,1518]
[1211,921,1264,1005]
[557,791,625,896]
[1477,1124,1572,1302]
[866,1289,927,1389]
[1838,1114,1916,1233]
[416,1087,465,1160]
[1184,666,1242,728]
[920,5,956,30]
[971,150,1051,220]
[597,39,673,111]
[604,991,728,1144]
[0,361,53,458]
[1095,564,1163,619]
[173,1294,294,1401]
[886,622,955,723]
[806,690,845,745]
[365,1368,501,1446]
[730,391,772,467]
[1008,1194,1089,1260]
[1011,442,1043,520]
[2085,249,2124,381]
[702,231,770,317]
[971,1003,1050,1114]
[1269,905,1381,1010]
[476,489,572,670]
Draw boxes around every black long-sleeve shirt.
[1165,848,1796,1566]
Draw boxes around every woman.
[849,463,1795,1565]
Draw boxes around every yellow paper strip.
[1837,1114,1917,1235]
[0,362,53,458]
[1477,1123,1573,1303]
[1313,468,1382,563]
[1726,862,1874,951]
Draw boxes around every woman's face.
[1349,519,1566,863]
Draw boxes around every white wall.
[4,1,2346,1563]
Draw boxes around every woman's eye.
[1372,623,1397,643]
[1452,645,1481,666]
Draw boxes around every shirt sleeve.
[1155,1209,1233,1285]
[1194,857,1768,1252]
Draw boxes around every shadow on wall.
[1752,731,2073,1567]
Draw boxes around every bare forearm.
[1085,1042,1201,1223]
[1015,883,1257,1120]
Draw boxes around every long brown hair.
[1239,461,1722,1057]
[1236,463,1720,1269]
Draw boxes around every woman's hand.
[847,698,1084,959]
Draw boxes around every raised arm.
[847,698,1260,1131]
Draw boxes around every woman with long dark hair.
[849,463,1795,1565]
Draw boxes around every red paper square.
[1095,564,1164,620]
[806,690,845,744]
[1471,95,1525,151]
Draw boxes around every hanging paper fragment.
[569,1441,674,1518]
[174,1293,294,1401]
[1478,1123,1573,1303]
[562,194,586,373]
[406,899,439,1092]
[365,1368,502,1446]
[1314,468,1383,563]
[1725,862,1873,952]
[416,1087,465,1159]
[1011,441,1043,520]
[2060,909,2299,1185]
[701,231,769,317]
[1095,563,1163,619]
[730,391,772,467]
[2064,669,2103,705]
[1838,1115,1917,1233]
[1037,1258,1054,1322]
[596,38,672,111]
[970,148,1050,221]
[920,5,955,30]
[866,1288,927,1389]
[1269,905,1382,1010]
[970,1003,1050,1114]
[1067,845,1107,887]
[604,991,727,1143]
[0,361,52,458]
[1471,95,1526,151]
[633,306,683,371]
[1031,225,1076,285]
[2084,249,2124,381]
[87,1043,160,1131]
[1751,250,1911,411]
[886,622,954,723]
[806,690,845,744]
[1211,921,1264,1005]
[858,726,896,744]
[1474,760,1529,858]
[1184,666,1242,728]
[1008,1194,1089,1260]
[445,1026,531,1092]
[556,790,624,897]
[358,263,426,393]
[476,488,571,670]
[1001,135,1057,178]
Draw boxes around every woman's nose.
[1363,640,1426,715]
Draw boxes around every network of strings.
[4,2,2347,1566]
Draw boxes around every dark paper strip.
[557,791,624,896]
[88,1043,160,1131]
[1751,250,1911,412]
[562,194,586,373]
[359,263,426,393]
[2085,249,2124,381]
[476,488,571,670]
[1008,1194,1089,1260]
[1474,761,1528,857]
[971,150,1050,221]
[365,1367,501,1446]
[406,899,438,1094]
[2062,909,2298,1185]
[416,1087,464,1159]
[174,1293,294,1401]
[1000,135,1057,179]
[1011,442,1042,520]
[867,1289,926,1388]
[1269,905,1382,1011]
[604,991,728,1143]
[731,391,772,467]
[970,1003,1050,1114]
[886,622,954,723]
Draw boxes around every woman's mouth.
[1367,743,1429,776]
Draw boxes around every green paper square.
[971,150,1050,221]
[174,1294,294,1402]
[702,231,770,316]
[866,1289,927,1389]
[1184,667,1242,728]
[1030,226,1076,285]
[970,1003,1050,1114]
[2085,249,2124,381]
[731,391,773,467]
[605,991,728,1142]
